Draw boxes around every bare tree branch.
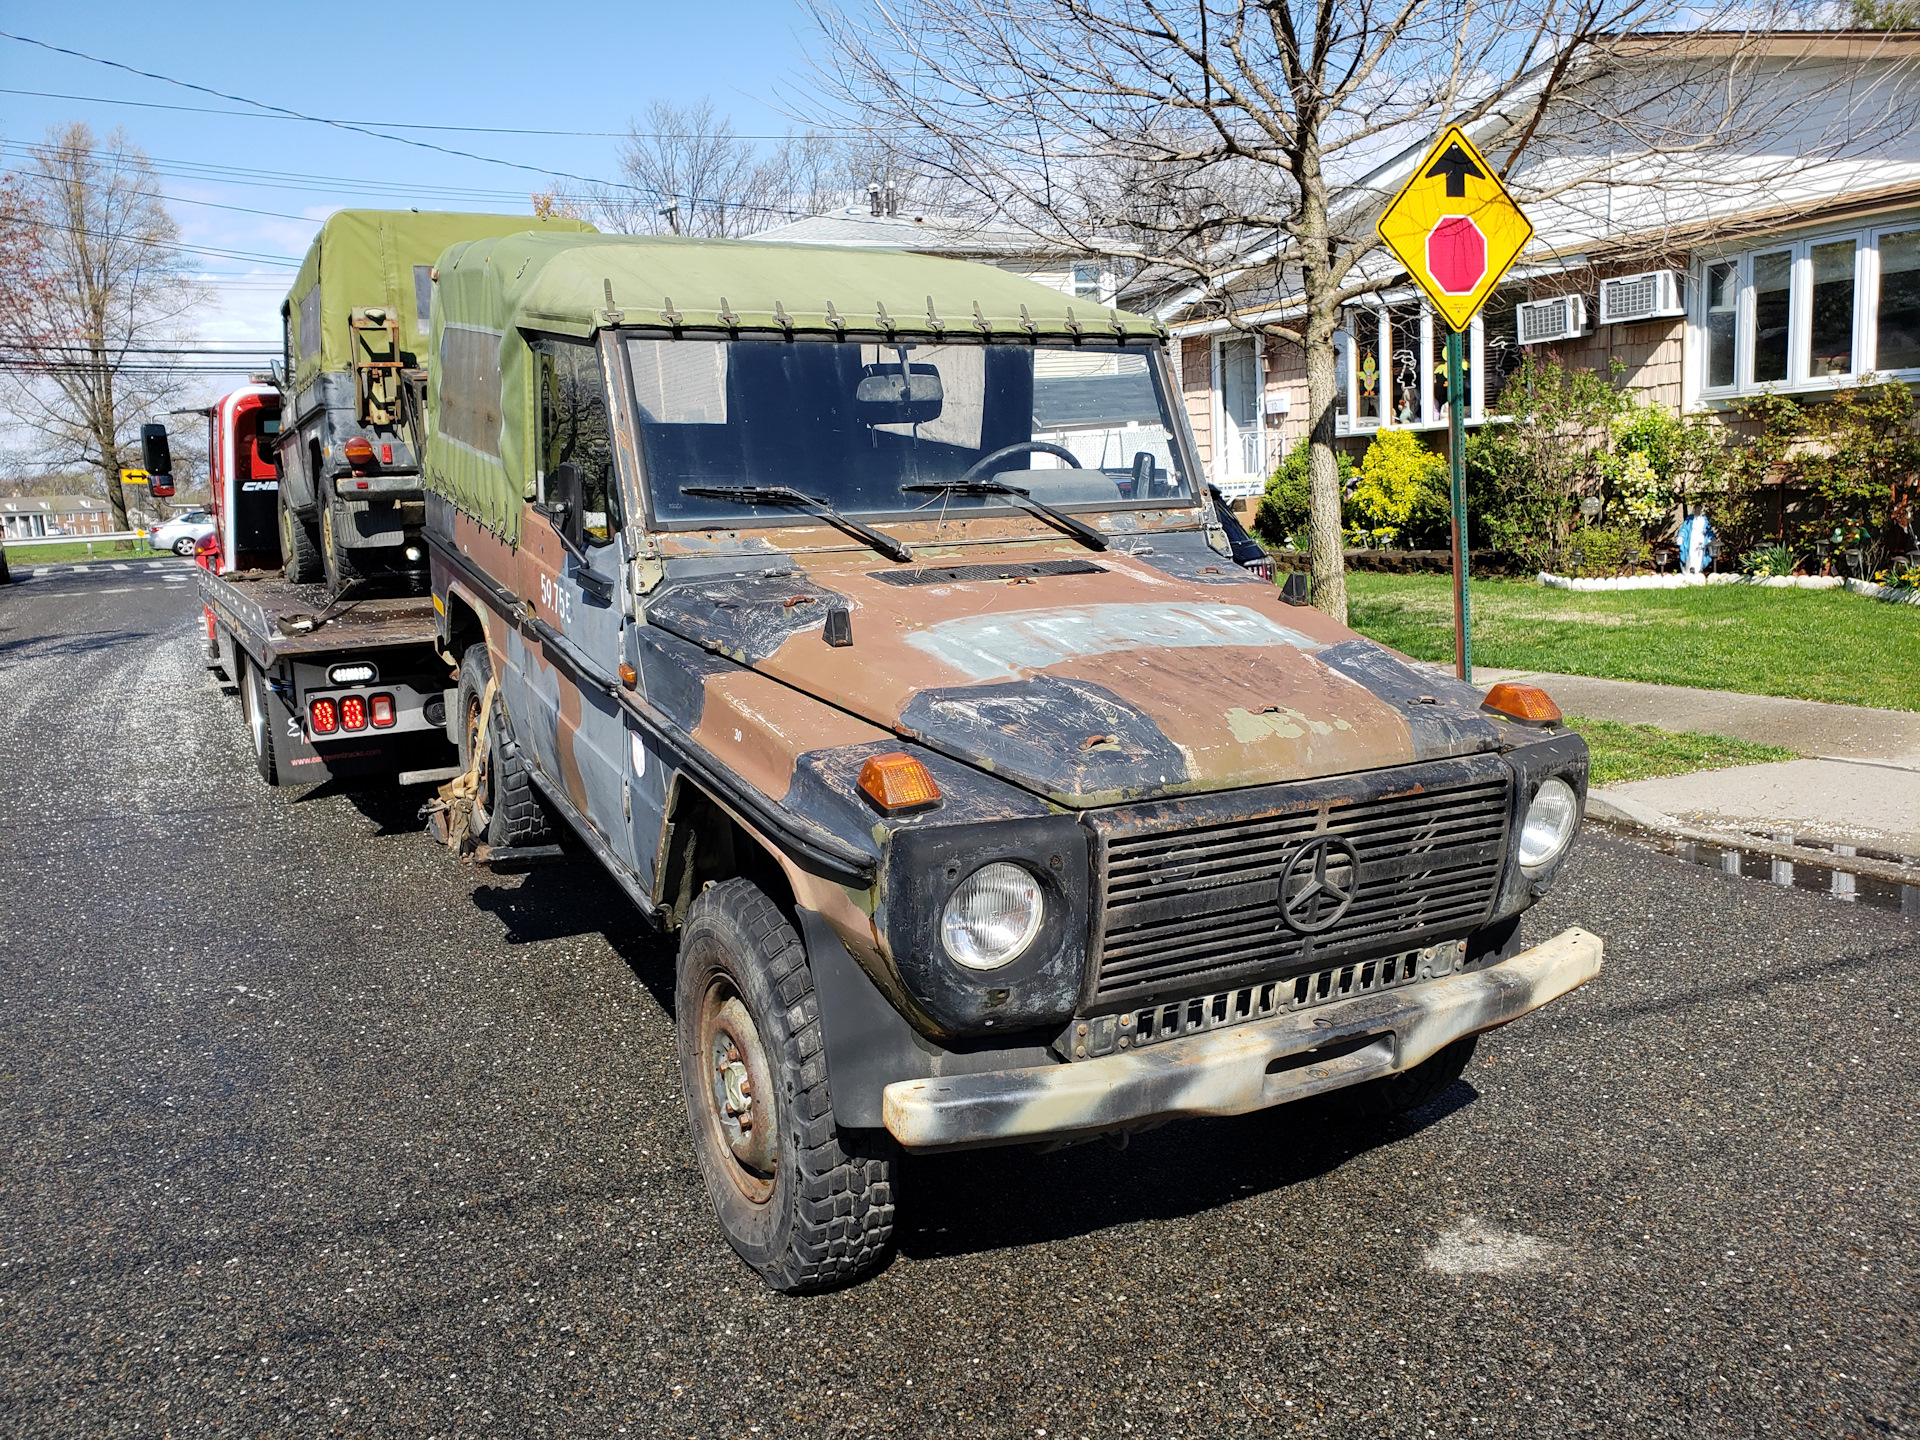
[0,124,201,531]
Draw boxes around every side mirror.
[854,364,944,426]
[550,462,584,549]
[142,422,175,498]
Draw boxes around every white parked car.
[150,511,215,555]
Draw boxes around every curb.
[1585,793,1920,886]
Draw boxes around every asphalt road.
[1,564,1914,1439]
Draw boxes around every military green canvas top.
[425,232,1168,543]
[285,210,598,390]
[438,231,1165,343]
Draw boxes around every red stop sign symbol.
[1426,216,1487,295]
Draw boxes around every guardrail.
[2,530,153,550]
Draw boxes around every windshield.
[626,336,1195,526]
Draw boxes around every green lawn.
[1566,715,1798,787]
[2,538,159,565]
[1346,572,1920,712]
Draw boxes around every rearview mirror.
[855,364,944,426]
[142,422,175,498]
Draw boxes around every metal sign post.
[1375,125,1534,683]
[1446,330,1471,680]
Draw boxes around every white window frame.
[1691,218,1920,404]
[1211,333,1267,491]
[1335,300,1489,434]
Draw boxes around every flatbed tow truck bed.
[199,567,457,786]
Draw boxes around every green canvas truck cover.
[425,232,1169,542]
[285,210,598,392]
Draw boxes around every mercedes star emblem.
[1278,835,1361,933]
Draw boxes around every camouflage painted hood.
[644,537,1506,808]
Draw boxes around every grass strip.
[1566,715,1799,787]
[1345,572,1920,712]
[2,539,159,565]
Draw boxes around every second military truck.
[417,232,1604,1294]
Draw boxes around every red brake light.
[340,694,368,731]
[309,697,338,734]
[369,693,395,728]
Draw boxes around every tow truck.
[156,384,458,787]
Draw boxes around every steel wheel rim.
[697,980,777,1204]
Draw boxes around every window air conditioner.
[1598,269,1686,326]
[1516,294,1588,345]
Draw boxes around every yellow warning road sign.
[1376,126,1533,332]
[119,468,149,486]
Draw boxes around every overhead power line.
[3,209,301,266]
[0,32,820,220]
[0,87,844,142]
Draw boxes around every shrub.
[1255,437,1355,548]
[1561,522,1651,577]
[1598,401,1725,530]
[1352,429,1449,547]
[1725,380,1920,572]
[1742,543,1798,578]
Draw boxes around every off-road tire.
[1335,1035,1478,1119]
[241,659,279,786]
[318,498,365,597]
[456,645,551,847]
[279,494,323,583]
[676,879,897,1294]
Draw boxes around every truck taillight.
[343,436,375,471]
[309,697,338,734]
[369,693,395,728]
[340,694,368,731]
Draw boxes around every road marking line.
[111,562,130,570]
[32,567,49,577]
[71,564,91,572]
[162,575,188,584]
[99,586,134,594]
[145,561,167,569]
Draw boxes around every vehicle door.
[516,335,643,874]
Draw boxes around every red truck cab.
[202,384,283,574]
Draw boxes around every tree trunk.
[1303,310,1345,624]
[1296,158,1348,625]
[94,351,128,532]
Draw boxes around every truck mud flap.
[261,682,397,785]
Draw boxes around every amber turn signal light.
[858,752,942,813]
[617,662,637,688]
[1481,682,1562,727]
[343,436,376,470]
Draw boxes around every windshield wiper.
[681,485,913,563]
[901,480,1109,552]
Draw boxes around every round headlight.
[941,862,1044,970]
[1519,776,1580,871]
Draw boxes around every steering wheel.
[957,441,1083,486]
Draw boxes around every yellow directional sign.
[1376,126,1533,332]
[119,468,149,486]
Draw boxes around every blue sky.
[1,2,836,366]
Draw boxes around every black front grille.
[1089,755,1511,1006]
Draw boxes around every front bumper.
[881,925,1602,1150]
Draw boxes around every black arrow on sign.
[1425,141,1485,198]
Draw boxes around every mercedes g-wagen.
[419,232,1604,1293]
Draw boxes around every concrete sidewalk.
[1474,668,1920,767]
[1473,668,1920,859]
